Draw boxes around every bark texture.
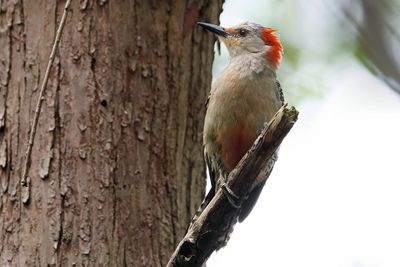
[0,0,223,266]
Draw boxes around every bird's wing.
[205,93,211,108]
[189,150,216,225]
[276,80,285,104]
[191,149,217,221]
[204,150,217,191]
[195,91,217,218]
[199,150,217,210]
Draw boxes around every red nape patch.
[261,28,283,70]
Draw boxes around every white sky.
[207,1,400,266]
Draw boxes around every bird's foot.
[221,182,241,209]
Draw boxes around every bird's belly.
[215,120,258,171]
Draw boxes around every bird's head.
[198,21,283,70]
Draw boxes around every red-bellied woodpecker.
[198,21,284,240]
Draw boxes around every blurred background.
[208,0,400,266]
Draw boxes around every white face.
[219,22,269,57]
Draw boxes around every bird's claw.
[221,183,241,209]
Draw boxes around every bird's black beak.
[198,22,229,37]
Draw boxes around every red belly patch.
[215,124,255,171]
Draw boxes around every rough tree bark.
[0,1,223,266]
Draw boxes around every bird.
[197,21,284,238]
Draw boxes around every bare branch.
[342,0,400,94]
[358,0,400,94]
[21,0,72,203]
[167,105,299,267]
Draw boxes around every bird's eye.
[238,29,248,37]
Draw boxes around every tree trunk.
[0,1,223,266]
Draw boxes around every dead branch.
[166,104,299,267]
